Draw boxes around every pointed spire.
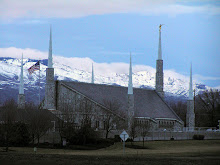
[91,63,94,83]
[128,52,133,95]
[189,63,193,100]
[158,24,162,60]
[19,53,24,94]
[48,25,53,68]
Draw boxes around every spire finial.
[158,24,163,60]
[48,25,53,68]
[159,24,164,32]
[189,63,193,100]
[128,52,133,94]
[91,63,94,83]
[19,53,24,94]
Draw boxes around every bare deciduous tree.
[129,119,137,145]
[77,98,97,145]
[26,104,53,145]
[137,119,150,147]
[1,99,17,151]
[57,102,76,145]
[198,89,220,127]
[169,101,187,126]
[102,99,123,139]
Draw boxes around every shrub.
[114,135,121,142]
[69,123,99,145]
[126,138,133,142]
[193,134,205,140]
[9,122,31,146]
[96,138,114,145]
[66,139,114,150]
[0,122,31,147]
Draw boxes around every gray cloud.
[1,0,219,21]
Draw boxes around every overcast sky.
[0,0,220,87]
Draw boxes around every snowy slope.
[0,56,215,104]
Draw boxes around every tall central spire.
[128,52,133,94]
[19,53,24,94]
[91,63,94,83]
[189,63,193,100]
[48,25,53,68]
[155,24,164,98]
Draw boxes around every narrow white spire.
[189,63,193,100]
[48,25,53,68]
[19,53,24,94]
[91,63,94,83]
[158,24,162,60]
[128,52,133,94]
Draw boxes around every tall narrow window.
[96,121,99,129]
[103,121,106,130]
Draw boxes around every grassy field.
[0,140,220,165]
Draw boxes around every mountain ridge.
[0,56,217,105]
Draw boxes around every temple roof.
[61,81,182,122]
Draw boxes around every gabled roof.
[61,81,182,122]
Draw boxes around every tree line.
[0,99,54,151]
[0,97,125,151]
[168,89,220,128]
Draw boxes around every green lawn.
[0,140,220,165]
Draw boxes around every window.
[96,121,100,129]
[103,121,106,130]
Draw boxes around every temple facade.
[40,25,184,137]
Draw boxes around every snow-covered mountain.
[0,56,214,105]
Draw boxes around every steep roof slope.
[62,81,182,122]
